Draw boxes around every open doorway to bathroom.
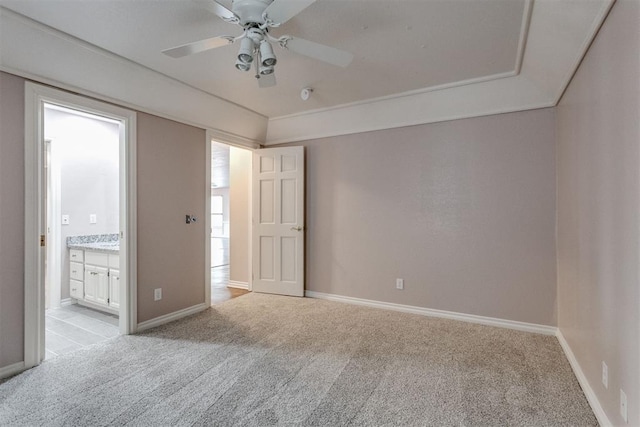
[43,104,120,359]
[210,141,251,304]
[24,82,135,369]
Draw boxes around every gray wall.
[0,74,208,370]
[279,108,558,326]
[556,0,640,424]
[136,113,206,323]
[44,107,120,301]
[0,72,25,368]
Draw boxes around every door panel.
[260,180,275,223]
[259,236,275,280]
[252,147,304,296]
[281,179,297,224]
[281,237,297,282]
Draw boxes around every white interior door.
[252,147,305,297]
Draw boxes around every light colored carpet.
[0,293,596,426]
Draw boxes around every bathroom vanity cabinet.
[69,248,120,314]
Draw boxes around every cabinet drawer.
[69,249,84,262]
[108,254,119,269]
[70,262,84,281]
[85,251,109,267]
[70,279,83,299]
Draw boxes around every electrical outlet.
[602,361,608,389]
[154,288,162,301]
[396,278,404,290]
[89,214,97,224]
[62,215,70,225]
[620,389,628,423]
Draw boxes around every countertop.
[67,241,119,254]
[67,234,119,254]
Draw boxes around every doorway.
[210,140,251,304]
[43,104,121,359]
[24,83,137,369]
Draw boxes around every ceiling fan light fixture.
[235,58,251,71]
[237,37,255,64]
[162,0,354,89]
[259,64,275,75]
[259,40,277,67]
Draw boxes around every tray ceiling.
[0,0,527,118]
[0,0,615,144]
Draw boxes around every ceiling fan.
[162,0,354,88]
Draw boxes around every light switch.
[62,215,70,225]
[89,214,97,224]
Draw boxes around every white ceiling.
[0,0,527,118]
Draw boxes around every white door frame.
[44,138,62,310]
[24,82,137,368]
[205,132,211,304]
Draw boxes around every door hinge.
[40,235,45,247]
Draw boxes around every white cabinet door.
[95,266,109,306]
[109,269,120,309]
[252,147,305,297]
[84,265,97,302]
[85,265,108,306]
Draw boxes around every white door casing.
[252,147,305,297]
[44,139,62,310]
[24,82,137,368]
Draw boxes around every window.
[211,195,224,237]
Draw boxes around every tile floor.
[45,304,119,360]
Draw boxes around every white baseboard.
[136,303,208,332]
[556,329,611,426]
[304,291,557,336]
[60,298,74,307]
[0,361,26,380]
[227,281,249,290]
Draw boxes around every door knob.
[290,226,303,231]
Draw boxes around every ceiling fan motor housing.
[232,0,275,26]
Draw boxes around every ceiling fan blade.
[284,37,354,68]
[258,73,277,88]
[263,0,318,25]
[162,36,233,58]
[193,0,237,22]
